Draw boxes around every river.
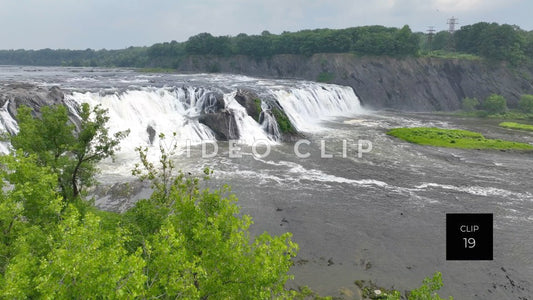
[1,66,531,299]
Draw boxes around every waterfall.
[0,100,18,153]
[270,82,364,132]
[0,75,365,156]
[66,88,218,153]
[224,92,274,144]
[260,110,281,142]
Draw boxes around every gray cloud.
[0,0,530,50]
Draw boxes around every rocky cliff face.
[176,54,533,111]
[0,84,74,135]
[0,83,65,115]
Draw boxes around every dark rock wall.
[176,54,533,111]
[0,83,65,117]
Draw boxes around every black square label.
[446,213,493,260]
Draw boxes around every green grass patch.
[499,122,533,131]
[423,50,482,61]
[448,110,533,120]
[387,127,533,150]
[487,111,533,120]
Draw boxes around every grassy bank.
[499,121,533,131]
[387,127,533,150]
[449,110,533,120]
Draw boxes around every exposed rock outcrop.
[146,125,156,145]
[199,111,239,140]
[0,83,65,118]
[234,89,260,121]
[175,54,533,111]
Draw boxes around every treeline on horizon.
[1,22,533,68]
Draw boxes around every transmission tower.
[446,17,458,51]
[427,26,436,52]
[447,16,458,34]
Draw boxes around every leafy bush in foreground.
[1,106,298,298]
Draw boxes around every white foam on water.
[270,83,365,132]
[415,182,532,200]
[66,87,218,153]
[224,92,278,145]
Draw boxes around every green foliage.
[0,154,145,298]
[454,22,528,65]
[0,132,299,298]
[2,22,533,67]
[35,208,146,298]
[486,110,533,120]
[387,127,533,150]
[130,133,299,298]
[475,110,490,118]
[407,272,452,300]
[453,109,533,120]
[10,103,129,200]
[0,153,63,226]
[431,31,452,51]
[317,72,335,83]
[185,33,232,56]
[0,154,64,292]
[252,98,263,122]
[482,94,508,115]
[352,272,451,300]
[518,94,533,113]
[354,279,400,299]
[272,107,297,134]
[499,121,533,131]
[461,97,480,112]
[0,25,421,67]
[0,47,149,67]
[293,285,332,299]
[424,50,481,60]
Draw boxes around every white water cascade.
[0,100,19,153]
[224,92,274,144]
[270,83,364,132]
[0,75,365,157]
[66,88,219,153]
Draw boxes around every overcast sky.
[0,0,530,50]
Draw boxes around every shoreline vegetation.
[499,121,533,131]
[387,127,533,151]
[1,22,532,69]
[436,93,533,121]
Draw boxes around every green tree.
[432,31,451,51]
[34,208,146,298]
[394,25,420,56]
[518,94,533,113]
[130,134,299,298]
[0,154,146,298]
[461,97,480,112]
[10,103,129,200]
[0,153,64,299]
[483,94,508,114]
[455,22,527,64]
